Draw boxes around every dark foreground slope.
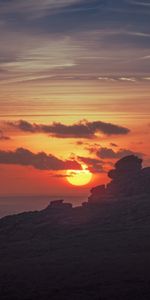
[0,194,150,300]
[0,155,150,300]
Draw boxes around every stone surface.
[88,155,150,204]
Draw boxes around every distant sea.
[0,195,87,218]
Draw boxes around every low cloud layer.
[77,156,104,173]
[97,147,143,159]
[8,120,130,139]
[0,148,81,171]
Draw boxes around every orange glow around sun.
[66,165,93,186]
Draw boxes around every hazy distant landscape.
[0,195,85,218]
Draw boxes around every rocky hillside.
[0,155,150,300]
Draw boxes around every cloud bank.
[0,148,81,170]
[77,156,104,173]
[8,120,130,139]
[97,147,143,159]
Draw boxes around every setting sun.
[66,168,93,186]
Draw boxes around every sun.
[66,166,92,186]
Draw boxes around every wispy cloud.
[127,0,150,7]
[0,1,149,83]
[119,77,136,82]
[77,155,104,173]
[0,28,80,79]
[0,0,84,18]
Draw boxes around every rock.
[140,167,150,194]
[88,155,150,203]
[44,200,72,211]
[88,185,106,204]
[108,155,142,180]
[107,155,143,197]
[115,155,142,172]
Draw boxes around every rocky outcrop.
[88,185,106,204]
[44,199,73,211]
[88,155,150,204]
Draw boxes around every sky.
[0,0,150,215]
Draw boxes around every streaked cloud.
[0,0,84,18]
[119,77,136,82]
[0,0,149,84]
[127,0,150,7]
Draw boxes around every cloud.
[0,25,149,85]
[0,0,83,18]
[97,147,143,159]
[8,119,130,139]
[0,130,10,141]
[127,0,150,7]
[0,11,150,86]
[119,77,136,82]
[0,30,79,84]
[77,156,104,173]
[110,143,118,147]
[50,173,72,178]
[0,0,150,85]
[0,148,81,170]
[76,141,84,146]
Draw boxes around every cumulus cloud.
[97,147,143,159]
[0,148,81,170]
[8,119,130,139]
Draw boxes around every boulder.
[88,155,150,203]
[88,185,106,204]
[45,200,72,211]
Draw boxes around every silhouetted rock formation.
[45,199,72,211]
[88,185,106,204]
[0,155,150,300]
[88,155,150,204]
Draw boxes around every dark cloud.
[76,141,84,145]
[86,143,101,154]
[97,147,143,159]
[50,173,72,178]
[8,119,130,139]
[0,148,81,171]
[110,143,118,147]
[77,156,104,173]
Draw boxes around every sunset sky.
[0,0,150,215]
